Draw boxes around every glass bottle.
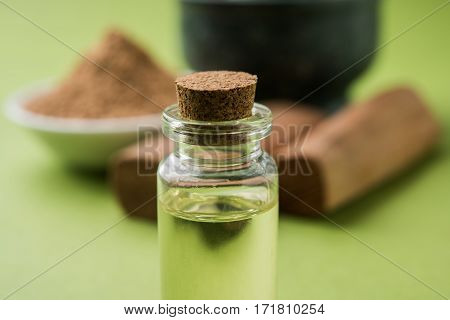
[157,103,278,300]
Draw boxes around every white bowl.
[5,81,162,170]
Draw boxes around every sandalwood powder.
[26,30,176,118]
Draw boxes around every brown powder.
[175,71,257,121]
[26,29,177,118]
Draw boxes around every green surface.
[0,0,449,299]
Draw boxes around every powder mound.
[26,29,176,118]
[175,71,257,121]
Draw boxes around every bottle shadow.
[65,165,108,185]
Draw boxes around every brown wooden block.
[110,135,173,219]
[277,87,441,215]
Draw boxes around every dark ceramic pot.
[180,0,378,110]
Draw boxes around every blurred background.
[0,0,449,299]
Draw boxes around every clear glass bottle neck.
[162,103,272,169]
[174,140,263,168]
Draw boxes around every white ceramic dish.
[4,81,162,170]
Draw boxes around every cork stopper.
[175,71,257,121]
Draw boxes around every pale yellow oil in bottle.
[158,184,278,300]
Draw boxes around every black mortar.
[180,0,378,111]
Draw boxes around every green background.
[1,0,449,299]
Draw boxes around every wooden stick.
[110,135,172,219]
[277,87,441,215]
